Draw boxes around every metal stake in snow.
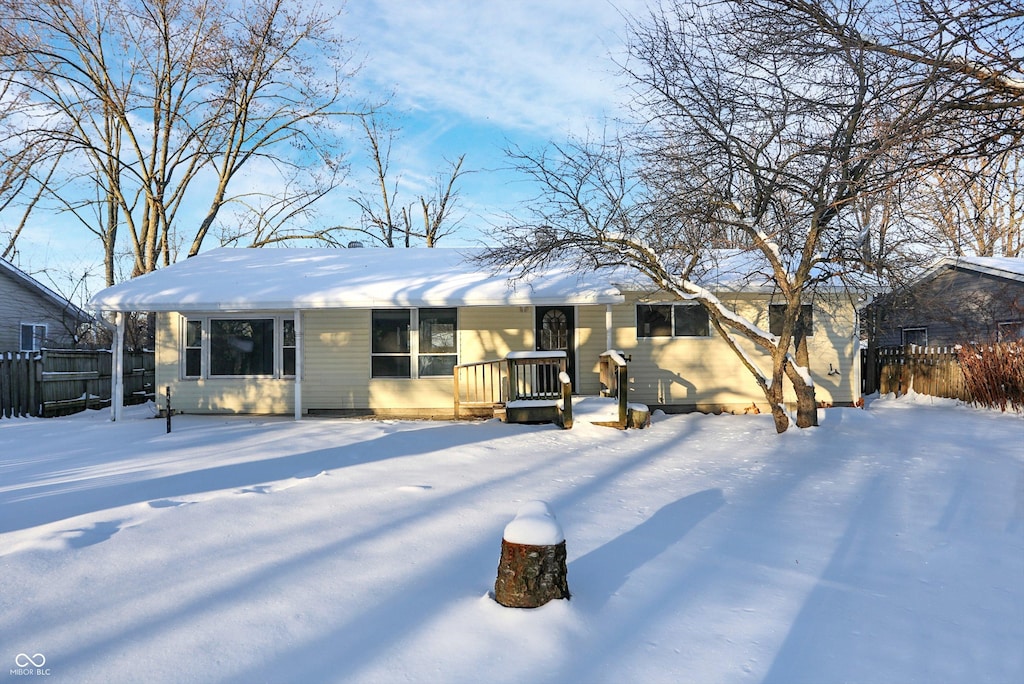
[494,501,570,608]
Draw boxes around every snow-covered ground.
[1,395,1021,683]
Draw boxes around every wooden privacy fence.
[862,343,1024,408]
[0,349,155,419]
[865,345,970,400]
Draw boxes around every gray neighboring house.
[868,256,1024,347]
[0,257,94,352]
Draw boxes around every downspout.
[294,310,303,421]
[112,311,125,421]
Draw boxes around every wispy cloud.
[346,0,643,137]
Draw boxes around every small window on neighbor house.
[902,327,927,347]
[372,310,412,377]
[997,321,1024,342]
[19,324,46,352]
[184,319,202,377]
[769,304,814,338]
[209,318,275,376]
[418,308,458,377]
[282,319,296,376]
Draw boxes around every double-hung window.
[371,308,458,378]
[182,316,295,379]
[20,323,47,352]
[636,304,709,338]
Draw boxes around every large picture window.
[210,319,274,376]
[182,316,294,379]
[637,304,709,338]
[371,308,459,378]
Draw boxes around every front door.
[535,306,575,385]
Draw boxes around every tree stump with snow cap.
[494,501,570,608]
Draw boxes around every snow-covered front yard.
[1,395,1021,683]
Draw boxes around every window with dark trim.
[184,320,202,377]
[282,319,296,376]
[674,305,710,337]
[637,304,709,338]
[371,308,459,378]
[418,308,458,376]
[371,310,412,377]
[769,304,814,338]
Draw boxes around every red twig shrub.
[957,341,1024,413]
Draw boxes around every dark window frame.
[769,304,814,338]
[371,308,459,379]
[636,304,710,338]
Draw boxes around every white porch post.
[605,304,613,351]
[111,311,125,421]
[294,310,303,421]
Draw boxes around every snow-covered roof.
[1,256,96,322]
[87,247,628,312]
[928,255,1024,283]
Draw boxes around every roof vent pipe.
[347,241,364,248]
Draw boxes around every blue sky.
[337,0,646,244]
[14,0,648,293]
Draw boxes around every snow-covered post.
[494,501,569,608]
[111,311,125,422]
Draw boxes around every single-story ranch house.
[88,247,862,420]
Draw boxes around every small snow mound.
[503,500,564,545]
[397,484,433,492]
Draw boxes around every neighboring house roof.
[1,257,95,323]
[920,256,1024,284]
[88,248,628,312]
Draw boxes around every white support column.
[605,304,613,351]
[112,311,125,421]
[293,310,303,421]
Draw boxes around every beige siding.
[458,306,533,362]
[155,294,860,416]
[303,309,371,410]
[609,293,861,411]
[576,305,611,395]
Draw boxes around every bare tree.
[910,150,1024,258]
[0,0,359,285]
[488,0,1023,433]
[0,77,69,261]
[347,114,467,248]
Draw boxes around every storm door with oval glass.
[535,306,575,391]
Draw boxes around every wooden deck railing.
[454,358,507,417]
[506,351,567,401]
[454,351,569,419]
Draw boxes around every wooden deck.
[454,350,649,429]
